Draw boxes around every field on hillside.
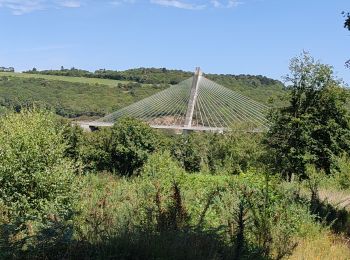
[0,72,130,86]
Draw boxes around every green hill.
[0,68,287,119]
[0,71,131,86]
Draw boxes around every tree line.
[24,67,283,87]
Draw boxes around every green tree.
[265,53,350,179]
[79,128,113,171]
[0,110,76,221]
[343,12,350,68]
[208,128,264,174]
[110,117,160,176]
[344,11,350,30]
[171,133,209,173]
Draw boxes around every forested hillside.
[0,75,167,118]
[0,68,287,118]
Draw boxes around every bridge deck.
[76,121,226,132]
[76,121,265,133]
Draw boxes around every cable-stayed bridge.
[81,68,270,133]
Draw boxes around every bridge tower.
[184,67,202,129]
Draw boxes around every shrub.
[171,129,264,174]
[170,132,210,173]
[0,110,78,258]
[110,117,161,176]
[79,128,114,172]
[333,155,350,190]
[208,129,264,174]
[216,172,312,258]
[0,110,76,221]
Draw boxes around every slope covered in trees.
[0,68,287,118]
[0,75,166,118]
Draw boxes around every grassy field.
[0,72,131,87]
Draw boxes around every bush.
[170,129,264,175]
[110,117,161,176]
[208,129,264,174]
[0,110,76,221]
[333,155,350,190]
[171,133,210,173]
[214,172,313,258]
[0,110,77,257]
[79,128,114,172]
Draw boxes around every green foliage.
[110,118,161,176]
[25,67,92,77]
[79,128,114,172]
[1,71,131,86]
[94,67,193,85]
[216,172,312,258]
[141,150,185,180]
[21,67,286,105]
[59,120,85,161]
[265,53,350,179]
[208,128,264,174]
[323,155,350,190]
[140,153,311,258]
[205,73,286,107]
[79,118,166,176]
[170,129,264,174]
[80,118,162,175]
[0,110,76,221]
[334,155,350,190]
[73,173,142,244]
[0,144,327,259]
[0,110,78,258]
[0,75,164,118]
[1,106,348,259]
[0,67,287,121]
[171,133,210,173]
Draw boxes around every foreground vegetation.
[1,111,349,259]
[1,54,350,259]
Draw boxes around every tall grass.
[288,231,350,260]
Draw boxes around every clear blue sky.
[0,0,349,84]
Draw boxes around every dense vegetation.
[0,54,350,259]
[0,68,286,119]
[266,53,350,178]
[0,76,166,118]
[24,67,282,88]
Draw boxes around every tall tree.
[344,12,350,30]
[343,12,350,68]
[265,53,350,179]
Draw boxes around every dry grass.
[319,188,350,210]
[288,232,350,260]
